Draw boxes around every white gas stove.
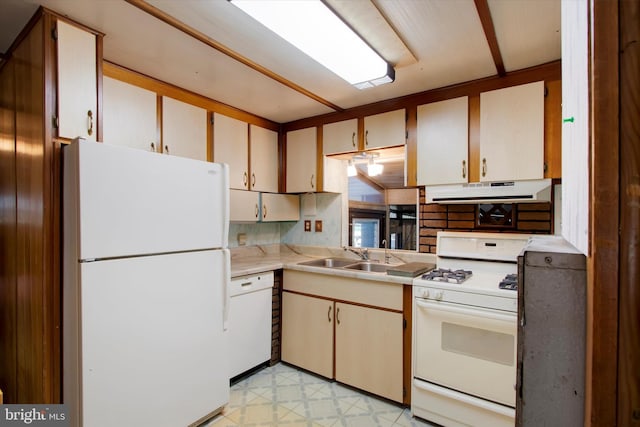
[411,231,532,427]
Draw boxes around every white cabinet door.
[249,125,278,193]
[364,109,405,150]
[261,193,299,222]
[286,127,317,193]
[480,81,544,182]
[103,77,157,152]
[214,113,249,190]
[162,97,207,161]
[56,20,97,141]
[230,189,260,222]
[335,302,403,403]
[417,97,469,186]
[323,119,358,155]
[281,292,334,379]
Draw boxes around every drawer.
[230,271,274,296]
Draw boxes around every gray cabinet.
[516,236,586,427]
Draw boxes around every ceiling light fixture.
[347,160,357,177]
[229,0,395,89]
[348,152,385,177]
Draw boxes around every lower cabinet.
[281,270,405,403]
[281,292,334,379]
[334,302,403,402]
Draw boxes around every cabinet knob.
[255,204,259,218]
[243,172,248,187]
[310,174,315,189]
[352,132,356,147]
[87,110,93,136]
[327,306,332,322]
[336,307,341,325]
[251,173,256,188]
[365,130,369,146]
[482,158,487,177]
[263,204,267,219]
[164,145,170,155]
[150,142,156,152]
[462,160,466,179]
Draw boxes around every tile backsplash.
[229,192,345,248]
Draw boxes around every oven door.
[413,298,517,407]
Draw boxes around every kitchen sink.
[343,262,391,273]
[299,258,356,268]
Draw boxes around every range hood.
[426,179,552,204]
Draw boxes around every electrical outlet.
[237,233,247,246]
[304,220,311,232]
[315,220,323,232]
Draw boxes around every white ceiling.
[0,0,561,124]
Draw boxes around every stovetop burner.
[499,273,518,290]
[421,268,473,284]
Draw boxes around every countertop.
[231,244,437,285]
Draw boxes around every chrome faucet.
[382,239,390,264]
[344,246,369,261]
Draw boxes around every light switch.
[304,220,311,232]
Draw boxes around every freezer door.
[73,250,229,427]
[65,141,229,260]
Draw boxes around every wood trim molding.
[124,0,343,113]
[474,0,506,76]
[617,0,639,424]
[103,61,279,131]
[284,61,560,131]
[587,1,620,426]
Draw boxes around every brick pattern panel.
[271,270,282,365]
[418,188,554,253]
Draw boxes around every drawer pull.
[241,282,252,287]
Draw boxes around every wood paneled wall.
[0,11,61,404]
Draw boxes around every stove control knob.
[435,291,444,301]
[422,289,430,298]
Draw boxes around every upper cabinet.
[162,97,207,161]
[249,125,279,193]
[417,97,469,186]
[479,81,544,182]
[364,109,406,150]
[103,76,157,152]
[56,20,97,141]
[213,113,249,189]
[323,119,358,155]
[286,127,317,193]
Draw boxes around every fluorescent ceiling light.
[230,0,394,89]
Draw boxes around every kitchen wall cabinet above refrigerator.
[213,113,279,193]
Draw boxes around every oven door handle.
[413,379,515,418]
[416,299,516,323]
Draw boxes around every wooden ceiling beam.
[474,0,506,76]
[124,0,344,113]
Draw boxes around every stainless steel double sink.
[298,257,391,273]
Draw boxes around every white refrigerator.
[63,140,230,427]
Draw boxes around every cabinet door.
[323,119,358,155]
[230,189,260,222]
[417,97,469,186]
[57,20,97,141]
[364,109,405,150]
[249,125,278,192]
[334,302,403,402]
[286,127,317,193]
[261,193,299,222]
[103,77,157,152]
[480,81,544,182]
[214,113,249,189]
[281,292,333,378]
[162,97,207,161]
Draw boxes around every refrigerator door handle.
[222,248,231,331]
[220,163,230,249]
